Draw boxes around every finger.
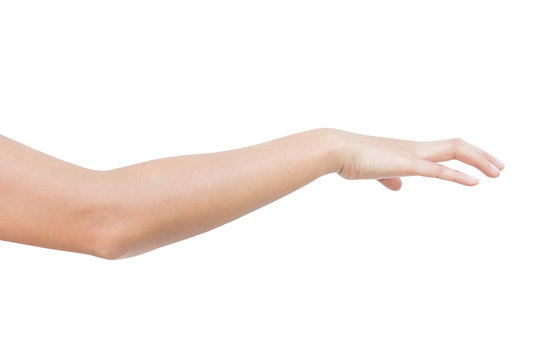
[413,160,480,186]
[453,143,501,177]
[378,177,402,191]
[469,143,505,170]
[420,138,503,176]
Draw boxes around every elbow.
[93,243,126,261]
[82,169,158,260]
[81,171,135,260]
[89,212,146,260]
[93,229,153,260]
[92,232,129,260]
[86,205,132,261]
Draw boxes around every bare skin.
[0,128,504,260]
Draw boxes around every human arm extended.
[0,128,504,260]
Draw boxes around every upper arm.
[0,135,113,258]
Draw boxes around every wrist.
[308,128,345,175]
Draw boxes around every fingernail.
[466,175,480,184]
[494,158,505,169]
[489,163,500,175]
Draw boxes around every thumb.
[377,177,402,191]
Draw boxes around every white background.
[1,1,539,359]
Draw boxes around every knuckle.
[434,164,447,178]
[448,138,465,156]
[450,137,465,146]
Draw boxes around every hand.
[331,129,505,191]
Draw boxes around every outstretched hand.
[332,129,505,190]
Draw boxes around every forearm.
[98,128,341,259]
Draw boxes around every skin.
[0,128,504,260]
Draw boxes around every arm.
[0,128,504,260]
